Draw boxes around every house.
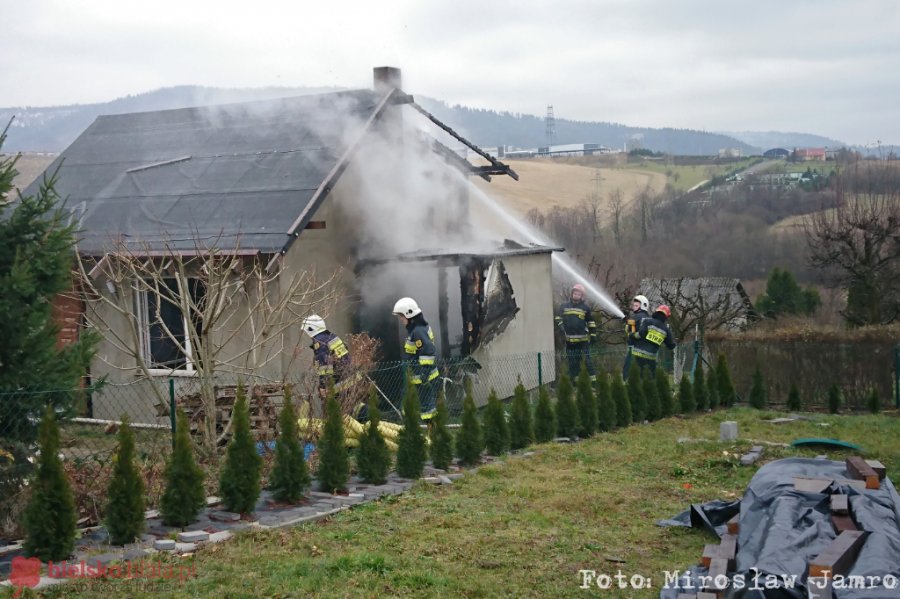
[793,147,826,161]
[22,67,559,420]
[639,277,757,332]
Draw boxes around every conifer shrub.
[679,374,695,414]
[317,393,350,492]
[596,371,616,432]
[220,383,262,514]
[483,389,510,456]
[786,383,802,412]
[749,367,767,410]
[612,375,631,428]
[23,407,77,561]
[627,366,645,422]
[270,385,310,502]
[533,385,557,443]
[105,415,146,545]
[429,391,454,471]
[357,386,392,485]
[396,379,427,479]
[555,373,580,438]
[456,381,483,466]
[656,369,674,418]
[576,365,598,437]
[509,381,534,451]
[160,410,206,527]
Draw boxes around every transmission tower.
[545,105,556,152]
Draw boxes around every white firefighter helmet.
[301,314,327,338]
[633,294,650,312]
[392,297,422,318]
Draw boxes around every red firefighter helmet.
[571,283,586,296]
[655,304,672,319]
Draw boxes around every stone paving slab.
[177,530,209,543]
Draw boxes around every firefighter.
[621,294,651,379]
[555,283,597,381]
[628,304,677,375]
[301,314,353,397]
[392,297,439,420]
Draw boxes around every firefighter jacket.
[555,300,597,344]
[403,317,440,385]
[311,331,351,390]
[629,316,676,360]
[624,309,651,346]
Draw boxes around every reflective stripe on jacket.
[629,316,676,360]
[312,331,351,389]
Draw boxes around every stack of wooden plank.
[155,384,282,445]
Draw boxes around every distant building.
[640,277,758,331]
[718,148,742,158]
[793,147,826,161]
[763,148,790,159]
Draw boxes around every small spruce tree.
[396,378,427,479]
[627,366,646,422]
[220,383,262,514]
[456,381,483,466]
[612,375,632,427]
[678,374,695,414]
[596,371,616,432]
[656,369,674,418]
[827,384,842,414]
[105,415,145,545]
[576,365,598,437]
[430,390,454,471]
[707,371,720,410]
[716,354,736,407]
[867,388,880,414]
[643,370,660,421]
[160,410,206,527]
[693,366,708,412]
[269,385,310,503]
[23,406,76,561]
[357,386,392,485]
[555,373,580,438]
[749,367,767,410]
[317,392,350,492]
[483,389,510,456]
[510,381,534,450]
[787,382,802,412]
[533,385,557,443]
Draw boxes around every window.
[134,278,206,372]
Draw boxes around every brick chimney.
[373,66,402,94]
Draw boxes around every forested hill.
[1,85,840,155]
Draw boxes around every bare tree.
[804,162,900,325]
[648,278,753,341]
[74,236,341,452]
[608,188,625,244]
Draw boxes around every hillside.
[1,85,841,156]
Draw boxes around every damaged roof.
[19,88,515,255]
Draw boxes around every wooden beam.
[832,514,858,533]
[865,459,886,480]
[705,558,729,594]
[808,530,867,579]
[830,494,848,515]
[846,457,880,489]
[726,514,739,536]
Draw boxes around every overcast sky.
[3,0,898,145]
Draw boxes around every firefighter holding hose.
[556,283,598,381]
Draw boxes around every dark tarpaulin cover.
[657,458,900,598]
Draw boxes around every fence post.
[895,344,899,409]
[537,352,543,386]
[169,378,176,449]
[690,339,701,381]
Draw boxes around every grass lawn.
[23,407,900,599]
